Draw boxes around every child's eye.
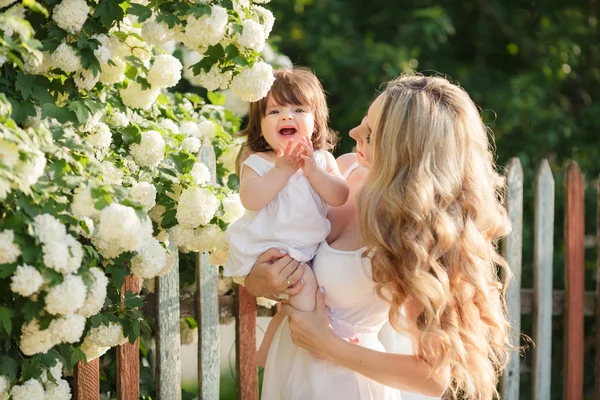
[267,109,279,115]
[295,108,306,113]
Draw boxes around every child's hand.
[298,137,318,178]
[274,140,305,175]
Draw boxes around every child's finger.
[283,140,294,157]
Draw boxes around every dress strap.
[342,160,360,180]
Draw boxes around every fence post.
[197,140,220,399]
[501,157,523,400]
[74,358,100,400]
[117,275,140,400]
[532,159,554,400]
[595,175,600,400]
[155,233,181,400]
[564,162,584,400]
[236,285,258,400]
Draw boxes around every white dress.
[261,161,440,400]
[224,151,331,278]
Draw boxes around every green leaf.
[156,12,181,28]
[41,103,77,124]
[68,100,90,125]
[124,290,144,309]
[0,306,15,335]
[160,208,177,229]
[22,0,49,17]
[121,125,142,145]
[0,356,18,381]
[21,356,44,381]
[105,263,128,288]
[91,187,113,210]
[186,4,211,18]
[22,299,44,322]
[226,174,240,191]
[127,3,153,22]
[207,91,226,106]
[15,72,36,101]
[0,264,18,279]
[94,0,126,28]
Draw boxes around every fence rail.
[72,154,600,400]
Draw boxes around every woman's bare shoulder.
[336,153,358,175]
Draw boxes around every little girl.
[224,67,349,316]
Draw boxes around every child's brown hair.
[240,67,337,153]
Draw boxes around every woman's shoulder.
[336,153,358,175]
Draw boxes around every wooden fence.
[72,153,600,400]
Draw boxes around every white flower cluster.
[80,322,128,361]
[147,54,182,88]
[120,82,160,110]
[71,186,99,218]
[129,130,166,167]
[230,61,275,102]
[20,313,85,355]
[172,223,222,253]
[207,232,228,266]
[0,230,21,264]
[100,58,126,84]
[100,161,125,185]
[93,203,152,258]
[252,5,275,37]
[23,51,51,75]
[141,20,172,46]
[176,187,219,228]
[86,121,112,150]
[52,0,89,34]
[181,136,201,154]
[182,6,228,50]
[130,238,167,278]
[191,162,211,185]
[238,19,266,52]
[50,43,81,73]
[32,214,83,274]
[221,193,245,224]
[45,274,87,315]
[194,64,233,92]
[10,264,43,297]
[159,118,179,134]
[44,378,71,400]
[14,148,46,187]
[74,68,100,91]
[130,181,157,211]
[0,375,9,400]
[9,379,44,400]
[78,267,109,317]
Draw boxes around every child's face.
[260,95,315,152]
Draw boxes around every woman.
[245,74,512,399]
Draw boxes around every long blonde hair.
[358,74,512,399]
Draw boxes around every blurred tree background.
[262,0,598,399]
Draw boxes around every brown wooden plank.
[74,358,100,400]
[235,285,258,400]
[520,289,596,316]
[532,159,555,400]
[595,175,600,400]
[501,157,523,400]
[564,162,585,400]
[117,275,140,400]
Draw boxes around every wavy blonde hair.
[358,74,512,399]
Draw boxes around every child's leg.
[257,310,285,367]
[288,264,317,312]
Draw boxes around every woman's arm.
[283,288,450,397]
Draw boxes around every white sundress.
[223,151,331,278]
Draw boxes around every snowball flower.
[120,82,160,110]
[130,130,165,167]
[148,204,166,223]
[222,88,249,117]
[74,68,100,90]
[10,264,43,297]
[32,214,66,244]
[130,238,167,278]
[87,121,112,149]
[0,139,19,168]
[222,193,245,223]
[20,319,56,356]
[94,203,151,258]
[198,120,217,138]
[49,313,85,343]
[179,121,201,137]
[100,58,126,84]
[191,162,211,185]
[130,182,157,211]
[0,375,9,400]
[252,5,275,36]
[109,111,130,127]
[159,118,179,134]
[183,6,228,49]
[0,0,17,8]
[194,64,233,92]
[253,0,271,3]
[92,34,112,63]
[45,274,87,315]
[10,379,44,400]
[238,19,266,51]
[15,149,46,186]
[193,224,222,252]
[78,267,109,317]
[100,161,125,185]
[181,136,201,154]
[86,322,128,347]
[41,242,70,272]
[176,187,219,228]
[24,51,51,75]
[208,233,228,266]
[230,61,275,101]
[0,230,21,264]
[141,20,171,45]
[52,0,89,34]
[147,54,182,88]
[41,361,63,384]
[44,379,71,400]
[71,186,98,218]
[50,43,81,73]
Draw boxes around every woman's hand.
[244,248,307,298]
[282,287,339,359]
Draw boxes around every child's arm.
[239,142,305,211]
[300,142,349,206]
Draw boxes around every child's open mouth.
[279,128,297,136]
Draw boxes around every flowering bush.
[0,0,276,397]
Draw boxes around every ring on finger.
[286,278,292,287]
